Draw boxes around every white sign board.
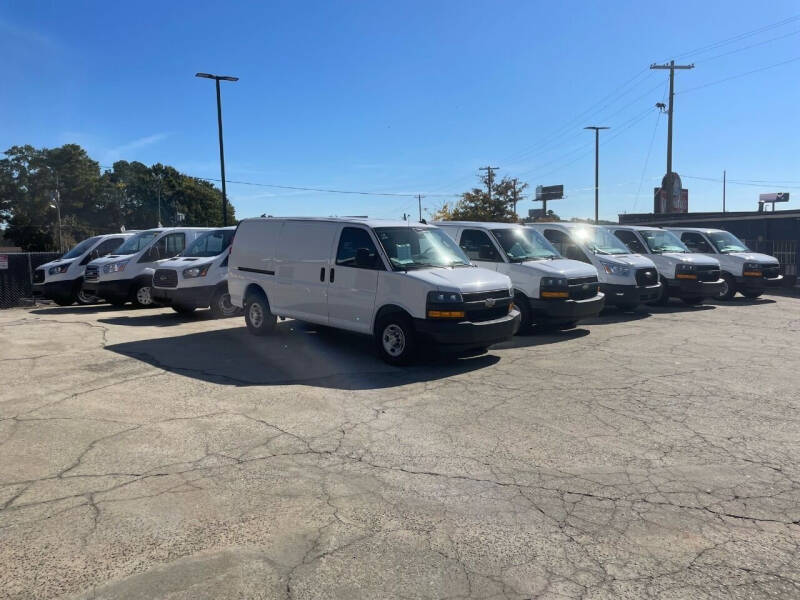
[759,192,789,203]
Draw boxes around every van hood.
[87,254,129,267]
[517,258,597,278]
[723,252,779,265]
[404,266,510,293]
[36,258,73,271]
[153,256,206,269]
[662,253,720,266]
[594,253,655,268]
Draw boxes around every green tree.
[445,174,523,222]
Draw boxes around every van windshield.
[491,228,559,261]
[181,229,234,257]
[375,227,471,269]
[114,231,160,255]
[62,236,100,259]
[708,231,749,253]
[640,230,689,254]
[571,227,631,255]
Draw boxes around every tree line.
[0,144,235,251]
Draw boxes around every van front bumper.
[33,278,80,302]
[152,285,215,308]
[667,278,725,298]
[531,293,605,322]
[413,309,520,348]
[600,283,662,306]
[82,279,132,303]
[736,274,784,291]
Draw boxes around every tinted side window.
[459,229,501,262]
[614,230,647,254]
[681,232,713,253]
[82,237,124,265]
[336,227,382,270]
[165,233,186,257]
[543,229,588,263]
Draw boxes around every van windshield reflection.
[375,227,471,270]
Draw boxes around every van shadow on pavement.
[708,297,777,307]
[30,304,126,316]
[105,321,506,390]
[99,311,219,327]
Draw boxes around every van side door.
[271,220,337,324]
[327,226,381,333]
[458,228,503,271]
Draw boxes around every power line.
[677,56,800,94]
[694,28,800,64]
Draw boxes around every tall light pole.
[195,72,238,226]
[584,126,609,223]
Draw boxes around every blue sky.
[2,0,799,221]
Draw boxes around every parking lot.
[1,295,799,599]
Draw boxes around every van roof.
[666,226,725,234]
[527,222,601,230]
[432,221,526,230]
[242,217,435,229]
[137,227,214,234]
[606,224,663,232]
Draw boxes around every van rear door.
[327,225,381,333]
[271,220,337,324]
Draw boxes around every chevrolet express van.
[609,225,724,305]
[434,221,604,330]
[83,227,211,307]
[668,227,782,300]
[228,218,520,365]
[152,227,239,317]
[32,232,135,305]
[529,222,661,310]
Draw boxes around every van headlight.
[599,261,630,276]
[675,263,697,279]
[103,260,129,273]
[540,277,568,299]
[427,291,463,304]
[426,290,465,319]
[49,264,70,275]
[183,263,212,278]
[743,262,763,277]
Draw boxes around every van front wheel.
[244,293,276,335]
[375,314,417,365]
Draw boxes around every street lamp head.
[217,76,239,82]
[195,72,239,82]
[584,126,610,130]
[195,72,214,79]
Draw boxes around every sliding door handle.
[329,268,335,283]
[319,267,325,282]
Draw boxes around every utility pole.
[417,194,423,222]
[650,60,694,205]
[48,169,63,252]
[584,126,609,223]
[195,72,239,226]
[479,166,499,201]
[723,170,726,212]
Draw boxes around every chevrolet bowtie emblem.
[484,298,496,308]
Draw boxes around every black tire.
[108,299,127,307]
[132,281,156,308]
[54,297,75,307]
[682,296,704,306]
[375,313,417,365]
[172,304,196,315]
[559,320,579,330]
[244,290,276,336]
[76,288,99,305]
[648,277,670,306]
[741,289,763,299]
[210,286,240,319]
[514,293,533,333]
[715,273,737,301]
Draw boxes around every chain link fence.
[0,252,62,308]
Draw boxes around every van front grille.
[695,265,720,282]
[153,269,178,288]
[635,268,658,286]
[763,265,780,279]
[462,289,512,323]
[568,276,599,300]
[33,268,45,283]
[84,265,99,281]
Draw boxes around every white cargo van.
[667,227,782,300]
[32,233,135,306]
[609,225,724,305]
[434,221,605,329]
[151,227,239,317]
[529,222,662,309]
[228,218,520,364]
[83,227,211,307]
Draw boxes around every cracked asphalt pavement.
[1,294,799,599]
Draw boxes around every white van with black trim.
[434,221,605,330]
[83,227,211,307]
[228,218,520,364]
[528,222,662,310]
[667,227,782,300]
[609,225,724,306]
[151,227,239,317]
[32,232,135,306]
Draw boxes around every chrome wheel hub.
[220,293,236,316]
[382,324,406,357]
[136,286,152,305]
[249,302,264,328]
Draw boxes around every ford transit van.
[228,218,520,364]
[83,227,211,307]
[529,222,661,309]
[32,233,135,306]
[152,227,239,317]
[667,227,782,300]
[434,221,604,330]
[609,225,724,305]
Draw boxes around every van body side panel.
[229,220,281,307]
[375,273,428,323]
[271,221,336,323]
[327,225,379,334]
